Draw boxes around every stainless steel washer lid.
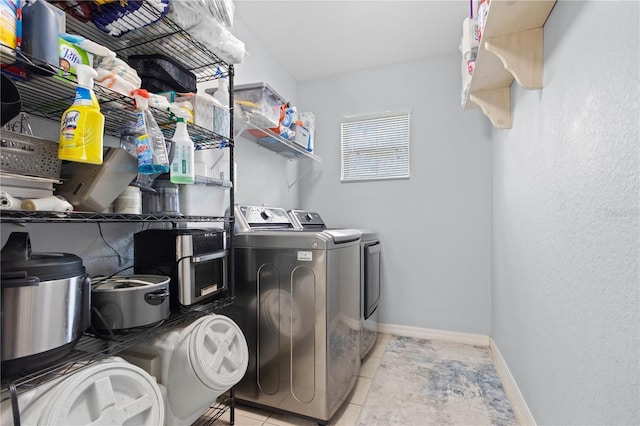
[322,229,361,244]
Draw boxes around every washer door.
[364,242,381,319]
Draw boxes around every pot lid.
[1,232,85,282]
[92,275,169,291]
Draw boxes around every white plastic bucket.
[121,314,248,426]
[0,357,164,426]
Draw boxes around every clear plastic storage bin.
[233,82,286,129]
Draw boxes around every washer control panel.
[236,205,294,230]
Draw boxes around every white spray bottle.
[169,108,195,184]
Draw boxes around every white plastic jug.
[120,314,249,426]
[0,357,165,425]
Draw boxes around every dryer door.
[364,241,381,319]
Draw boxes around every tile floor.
[213,333,392,426]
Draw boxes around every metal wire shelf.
[0,296,235,398]
[240,116,322,162]
[60,1,229,81]
[0,210,231,223]
[1,4,237,424]
[192,394,232,426]
[8,61,231,149]
[4,0,235,149]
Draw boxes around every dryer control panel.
[288,210,326,230]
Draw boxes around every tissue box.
[212,104,230,138]
[57,38,91,81]
[172,93,230,138]
[293,125,312,151]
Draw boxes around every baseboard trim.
[377,323,490,347]
[489,338,536,426]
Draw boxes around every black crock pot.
[1,232,91,378]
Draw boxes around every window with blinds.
[341,111,410,182]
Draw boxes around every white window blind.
[341,111,410,182]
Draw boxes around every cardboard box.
[293,124,312,152]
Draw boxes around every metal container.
[55,147,138,212]
[1,232,91,378]
[91,275,170,331]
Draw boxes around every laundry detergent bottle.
[131,89,170,175]
[169,109,195,184]
[59,64,105,164]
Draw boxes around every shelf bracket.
[484,28,544,90]
[470,87,511,129]
[287,160,316,189]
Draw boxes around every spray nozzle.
[75,64,97,88]
[131,89,150,110]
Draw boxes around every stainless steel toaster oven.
[134,228,227,309]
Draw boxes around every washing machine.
[234,205,361,424]
[289,210,381,359]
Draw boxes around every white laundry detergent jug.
[0,357,165,426]
[120,314,249,426]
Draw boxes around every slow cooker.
[91,275,171,331]
[1,232,91,378]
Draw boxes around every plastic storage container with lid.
[0,357,165,426]
[233,82,286,129]
[120,314,248,426]
[179,179,228,217]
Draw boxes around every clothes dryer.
[288,210,381,359]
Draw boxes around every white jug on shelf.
[120,314,249,426]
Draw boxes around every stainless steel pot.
[1,232,90,378]
[91,275,170,331]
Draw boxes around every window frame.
[340,109,411,183]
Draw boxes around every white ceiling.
[234,0,470,82]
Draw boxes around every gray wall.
[297,55,493,335]
[491,1,640,424]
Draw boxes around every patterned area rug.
[357,336,517,425]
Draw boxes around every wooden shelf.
[463,0,556,128]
